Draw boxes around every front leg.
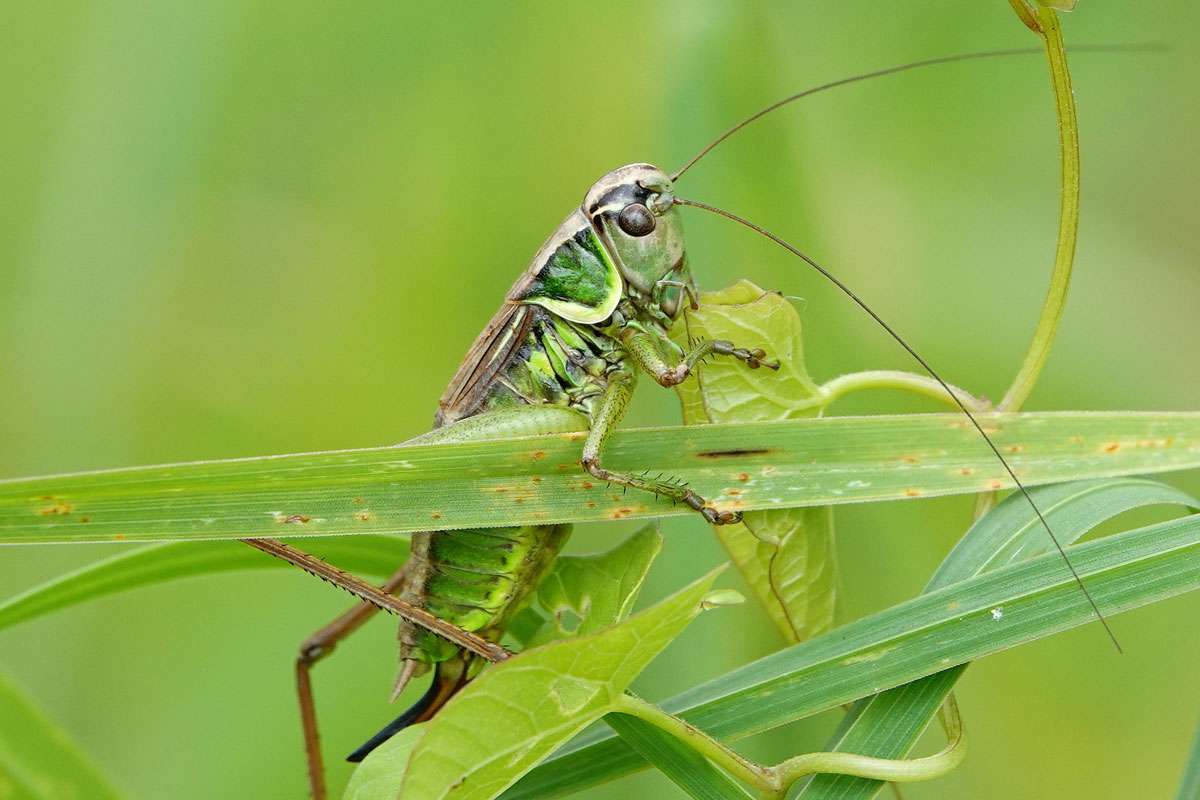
[622,329,778,388]
[580,367,740,525]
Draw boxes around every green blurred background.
[3,2,1199,798]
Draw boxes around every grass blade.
[604,713,754,800]
[0,536,407,632]
[801,478,1198,799]
[0,669,125,799]
[503,510,1200,798]
[1178,714,1200,800]
[1,412,1197,544]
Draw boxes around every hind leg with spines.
[261,405,592,798]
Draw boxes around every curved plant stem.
[613,695,767,789]
[611,693,966,799]
[820,370,991,413]
[970,0,1080,788]
[1008,0,1041,33]
[804,7,1084,795]
[769,695,966,797]
[978,2,1082,542]
[999,3,1080,412]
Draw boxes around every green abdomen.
[404,310,622,666]
[400,524,571,664]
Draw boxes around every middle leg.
[621,328,778,388]
[580,368,740,525]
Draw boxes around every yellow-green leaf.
[396,566,724,800]
[672,280,824,425]
[528,525,662,643]
[343,725,424,800]
[672,282,835,641]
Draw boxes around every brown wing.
[434,301,535,427]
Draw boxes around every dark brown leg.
[241,538,512,800]
[296,567,406,800]
[242,538,509,662]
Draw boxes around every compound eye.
[617,203,656,237]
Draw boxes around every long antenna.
[671,44,1157,181]
[672,196,1122,653]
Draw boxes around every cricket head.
[584,163,693,319]
[509,163,691,325]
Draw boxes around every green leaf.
[671,282,835,643]
[671,280,825,425]
[0,669,124,800]
[504,509,1200,799]
[1036,0,1077,9]
[526,524,662,644]
[390,566,724,799]
[800,478,1199,799]
[0,535,407,632]
[3,412,1198,544]
[731,508,837,642]
[343,725,425,800]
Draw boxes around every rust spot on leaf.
[581,481,594,490]
[1103,442,1121,453]
[112,534,127,541]
[737,472,750,482]
[1007,445,1024,454]
[530,450,546,461]
[352,497,365,505]
[431,512,443,520]
[610,507,635,519]
[697,448,772,459]
[355,510,375,522]
[37,501,74,516]
[79,516,91,523]
[283,514,312,524]
[988,480,1004,490]
[724,488,743,496]
[900,455,920,465]
[585,501,597,509]
[959,467,975,476]
[904,488,922,497]
[531,475,542,484]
